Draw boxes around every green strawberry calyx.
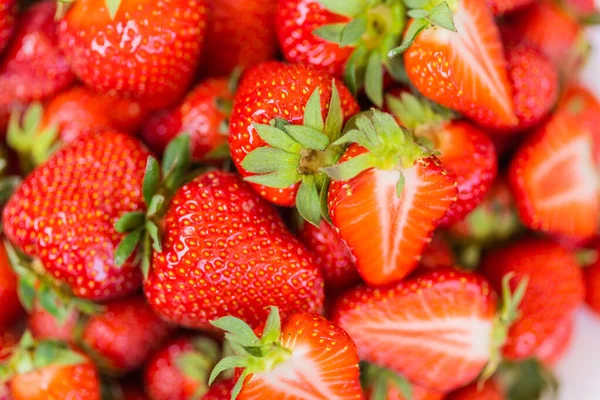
[323,109,437,197]
[209,307,292,400]
[482,273,528,382]
[114,134,192,279]
[174,337,223,400]
[0,331,86,383]
[360,362,414,400]
[314,0,406,106]
[241,84,346,226]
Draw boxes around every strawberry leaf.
[17,274,36,313]
[147,194,166,217]
[244,170,301,188]
[428,2,457,32]
[146,221,162,253]
[261,306,281,345]
[323,152,375,181]
[105,0,121,19]
[31,125,59,166]
[141,233,152,280]
[283,126,330,151]
[252,123,303,153]
[364,51,384,107]
[296,176,322,226]
[114,229,142,267]
[388,18,429,57]
[319,179,332,223]
[407,8,429,18]
[316,0,365,17]
[313,23,347,44]
[22,103,42,135]
[37,284,64,322]
[404,0,429,7]
[114,211,145,233]
[340,16,367,47]
[242,148,300,174]
[303,88,324,132]
[325,82,343,141]
[143,157,161,205]
[344,46,368,95]
[211,316,260,348]
[396,172,405,197]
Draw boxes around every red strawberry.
[2,131,150,301]
[481,238,584,360]
[490,42,558,133]
[0,0,16,54]
[229,61,359,221]
[141,77,233,162]
[508,97,599,240]
[325,110,457,286]
[57,0,208,109]
[385,91,497,225]
[503,1,585,72]
[144,171,324,330]
[298,220,360,292]
[202,379,234,400]
[276,0,405,106]
[487,0,534,15]
[534,314,573,366]
[445,379,505,400]
[145,335,223,400]
[401,0,517,128]
[2,334,101,400]
[419,233,455,269]
[331,269,513,392]
[584,244,600,315]
[210,307,363,400]
[0,242,21,330]
[361,363,443,400]
[201,0,278,76]
[0,1,75,129]
[29,296,173,374]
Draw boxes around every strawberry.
[0,0,16,54]
[2,131,151,302]
[228,61,359,223]
[119,384,150,400]
[145,335,223,400]
[143,171,324,329]
[202,379,234,400]
[489,42,558,133]
[210,307,363,400]
[445,379,505,400]
[565,0,597,16]
[29,296,173,374]
[141,77,234,162]
[534,314,573,366]
[584,244,600,315]
[201,0,278,76]
[325,110,456,286]
[7,88,148,169]
[385,91,497,226]
[503,1,585,73]
[481,238,584,360]
[361,363,443,400]
[57,0,208,109]
[400,0,517,128]
[331,269,525,392]
[487,0,534,15]
[298,220,360,292]
[0,1,75,129]
[508,96,599,240]
[1,333,101,400]
[419,233,455,269]
[0,242,21,330]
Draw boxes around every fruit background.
[0,0,600,399]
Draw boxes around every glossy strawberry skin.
[144,336,203,400]
[201,0,278,76]
[0,1,75,129]
[10,360,101,400]
[144,171,324,330]
[203,379,234,400]
[331,269,497,392]
[446,379,505,400]
[298,220,360,292]
[535,314,573,366]
[2,131,150,301]
[42,86,148,144]
[0,242,22,330]
[276,0,353,78]
[481,239,584,360]
[0,0,16,54]
[57,0,208,109]
[229,61,359,206]
[141,78,232,161]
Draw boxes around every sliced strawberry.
[404,0,517,127]
[331,269,498,393]
[509,107,599,239]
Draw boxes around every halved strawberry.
[326,110,457,286]
[400,0,517,128]
[508,101,599,240]
[209,307,363,400]
[331,269,523,392]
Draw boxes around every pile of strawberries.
[0,0,599,398]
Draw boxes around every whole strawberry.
[481,238,584,360]
[229,61,359,223]
[29,296,173,374]
[0,1,75,129]
[210,307,363,400]
[325,110,457,286]
[201,0,278,76]
[400,0,517,128]
[144,171,324,329]
[0,0,16,54]
[57,0,208,109]
[331,269,520,392]
[3,131,150,301]
[141,77,233,162]
[276,0,405,106]
[535,314,573,366]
